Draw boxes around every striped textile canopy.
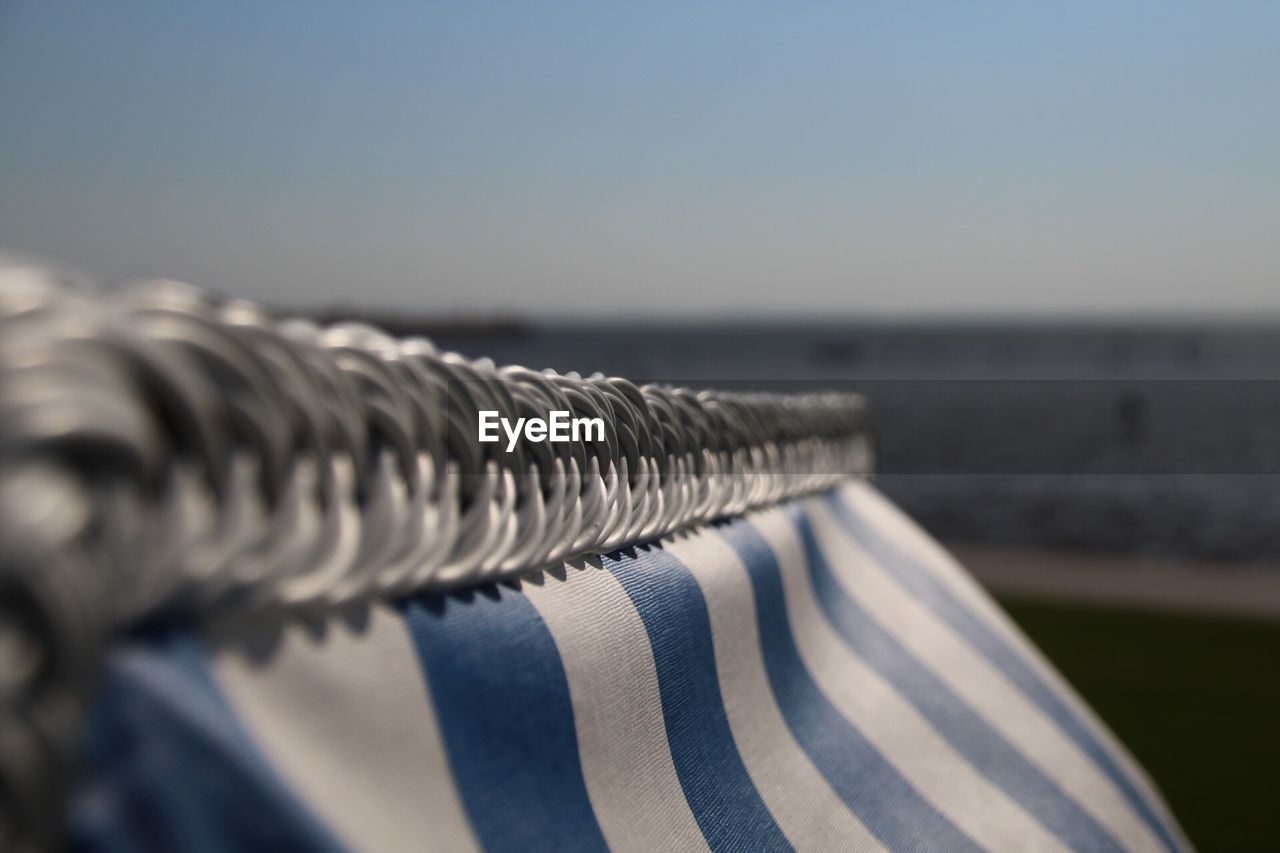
[70,482,1186,852]
[0,271,1185,850]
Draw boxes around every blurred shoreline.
[954,543,1280,618]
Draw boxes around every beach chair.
[0,272,1186,851]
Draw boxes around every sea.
[343,315,1280,564]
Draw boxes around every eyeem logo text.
[478,410,605,452]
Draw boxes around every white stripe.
[665,529,887,853]
[750,507,1069,853]
[521,561,709,853]
[839,480,1186,841]
[209,604,479,853]
[807,498,1164,851]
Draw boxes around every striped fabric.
[70,482,1188,852]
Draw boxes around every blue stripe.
[793,505,1122,852]
[605,545,791,852]
[71,628,344,853]
[827,490,1182,852]
[718,521,983,853]
[399,586,608,853]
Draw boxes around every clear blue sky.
[1,1,1276,317]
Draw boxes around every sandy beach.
[953,542,1280,619]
